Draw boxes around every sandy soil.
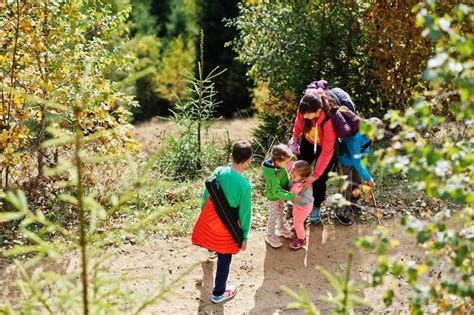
[0,220,441,314]
[101,221,425,314]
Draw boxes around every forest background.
[0,0,472,314]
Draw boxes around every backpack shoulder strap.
[205,174,243,246]
[320,113,332,130]
[361,140,372,151]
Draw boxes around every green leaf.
[407,266,418,285]
[416,230,431,244]
[41,135,75,148]
[391,261,404,277]
[383,289,394,306]
[0,212,25,222]
[4,191,29,212]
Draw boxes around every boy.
[337,117,384,225]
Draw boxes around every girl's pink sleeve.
[313,118,336,179]
[292,112,304,139]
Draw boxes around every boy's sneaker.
[211,285,237,304]
[275,228,294,239]
[208,250,217,259]
[337,214,351,226]
[289,238,306,250]
[265,234,283,248]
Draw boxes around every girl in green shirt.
[262,144,301,248]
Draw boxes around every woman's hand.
[241,242,247,251]
[302,176,317,189]
[293,195,302,202]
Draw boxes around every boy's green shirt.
[262,160,295,201]
[201,166,252,241]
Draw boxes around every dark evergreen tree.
[197,0,252,117]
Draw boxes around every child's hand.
[241,242,247,251]
[293,195,302,202]
[367,179,376,188]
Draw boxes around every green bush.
[156,134,231,181]
[229,0,369,108]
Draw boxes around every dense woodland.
[0,1,472,314]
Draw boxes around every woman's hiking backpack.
[205,174,243,247]
[322,105,360,139]
[304,82,356,113]
[326,88,356,113]
[303,83,360,138]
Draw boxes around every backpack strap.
[361,140,372,151]
[320,113,332,130]
[205,172,243,247]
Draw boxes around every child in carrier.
[262,144,301,248]
[288,160,314,249]
[337,117,385,225]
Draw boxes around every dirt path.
[103,220,424,314]
[0,220,436,314]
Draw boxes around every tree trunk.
[37,106,47,176]
[37,0,50,177]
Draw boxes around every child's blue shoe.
[211,285,238,303]
[308,207,320,224]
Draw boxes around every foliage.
[165,0,199,41]
[282,1,472,313]
[156,136,232,181]
[251,95,295,161]
[356,2,473,313]
[0,54,194,313]
[199,0,253,117]
[361,0,464,112]
[155,35,230,180]
[124,0,198,120]
[129,0,160,36]
[155,36,196,102]
[229,0,371,156]
[229,0,368,107]
[0,0,138,188]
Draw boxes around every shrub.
[154,32,230,180]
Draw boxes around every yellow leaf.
[363,193,371,202]
[390,239,400,248]
[19,20,33,33]
[352,187,361,198]
[375,210,383,219]
[417,265,427,276]
[361,184,371,193]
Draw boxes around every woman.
[288,92,337,223]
